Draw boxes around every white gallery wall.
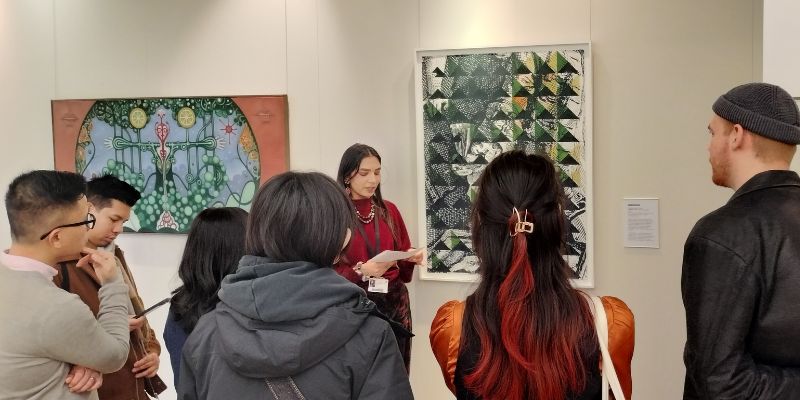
[763,0,800,173]
[763,0,800,95]
[0,1,763,399]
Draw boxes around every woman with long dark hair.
[177,171,412,399]
[163,207,248,386]
[430,151,634,400]
[334,143,423,372]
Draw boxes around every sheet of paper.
[623,198,660,248]
[369,249,421,263]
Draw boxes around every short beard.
[711,165,730,188]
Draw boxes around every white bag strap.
[584,294,626,400]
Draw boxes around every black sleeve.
[357,325,414,400]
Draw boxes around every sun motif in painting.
[72,97,263,233]
[219,118,238,144]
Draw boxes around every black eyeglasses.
[39,213,96,240]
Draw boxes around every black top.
[454,323,602,399]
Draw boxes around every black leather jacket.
[682,170,800,399]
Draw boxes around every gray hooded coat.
[177,256,413,400]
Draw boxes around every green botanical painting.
[72,98,260,233]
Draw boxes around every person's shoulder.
[164,304,181,329]
[688,202,745,241]
[382,199,399,212]
[353,313,398,357]
[599,296,634,350]
[113,245,129,266]
[434,300,464,321]
[181,310,218,357]
[600,296,634,328]
[430,300,465,344]
[382,199,409,224]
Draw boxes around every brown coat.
[53,246,164,400]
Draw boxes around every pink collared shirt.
[0,250,57,280]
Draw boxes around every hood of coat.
[214,255,373,378]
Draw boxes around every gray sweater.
[0,262,130,400]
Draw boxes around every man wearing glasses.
[53,175,166,399]
[0,170,130,399]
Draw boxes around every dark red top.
[334,198,414,287]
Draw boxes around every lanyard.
[355,217,381,258]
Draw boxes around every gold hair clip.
[510,207,534,236]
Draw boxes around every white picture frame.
[415,43,594,288]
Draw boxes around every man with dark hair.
[54,174,166,399]
[0,170,130,399]
[682,83,800,399]
[53,175,166,400]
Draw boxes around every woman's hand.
[403,248,425,265]
[360,260,396,277]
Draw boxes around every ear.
[728,123,746,150]
[47,229,64,249]
[87,202,97,213]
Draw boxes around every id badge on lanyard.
[367,276,389,293]
[356,216,389,293]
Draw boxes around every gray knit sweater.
[0,262,130,400]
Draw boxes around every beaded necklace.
[355,203,376,224]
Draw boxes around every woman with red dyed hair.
[430,151,634,400]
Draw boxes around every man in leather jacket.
[682,82,800,399]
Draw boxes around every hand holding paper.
[369,248,425,265]
[403,248,425,265]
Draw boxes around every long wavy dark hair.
[336,143,398,242]
[462,150,597,400]
[170,207,248,333]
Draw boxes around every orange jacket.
[430,296,635,399]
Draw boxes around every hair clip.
[510,207,534,237]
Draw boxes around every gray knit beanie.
[712,82,800,144]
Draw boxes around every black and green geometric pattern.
[421,49,590,280]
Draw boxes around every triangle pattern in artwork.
[557,52,580,73]
[445,57,467,77]
[429,89,447,99]
[558,77,579,96]
[560,171,579,187]
[533,121,554,142]
[534,99,556,119]
[556,123,579,142]
[557,105,580,119]
[534,53,555,74]
[560,154,580,165]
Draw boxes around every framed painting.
[52,95,288,234]
[415,44,593,287]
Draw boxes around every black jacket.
[682,170,800,399]
[177,256,413,400]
